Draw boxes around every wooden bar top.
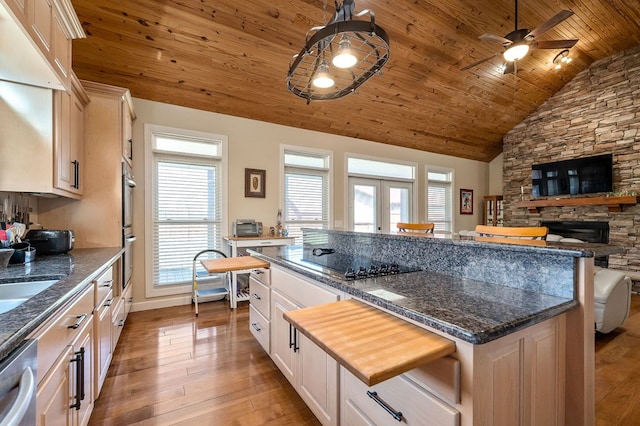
[284,299,456,386]
[200,256,269,273]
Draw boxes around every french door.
[348,177,413,233]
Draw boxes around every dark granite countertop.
[0,247,123,359]
[249,245,578,345]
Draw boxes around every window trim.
[425,165,454,233]
[144,123,228,298]
[280,145,333,241]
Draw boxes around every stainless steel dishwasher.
[0,339,37,426]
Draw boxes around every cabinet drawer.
[111,297,125,348]
[341,366,460,426]
[34,284,94,384]
[272,266,339,307]
[94,266,114,308]
[250,267,270,286]
[249,276,270,319]
[249,305,270,353]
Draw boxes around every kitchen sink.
[0,280,59,314]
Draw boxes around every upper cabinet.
[0,0,84,90]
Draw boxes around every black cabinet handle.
[69,347,85,410]
[293,328,299,353]
[102,279,114,288]
[104,298,114,307]
[252,293,261,300]
[71,160,80,189]
[251,322,261,332]
[367,391,403,421]
[289,324,294,349]
[128,139,133,161]
[68,314,88,329]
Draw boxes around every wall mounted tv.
[532,153,613,197]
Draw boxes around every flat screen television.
[531,154,613,197]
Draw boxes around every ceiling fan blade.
[527,10,574,39]
[479,33,512,45]
[461,53,500,71]
[533,39,579,49]
[503,62,515,75]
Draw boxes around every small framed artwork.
[245,168,266,198]
[460,189,473,215]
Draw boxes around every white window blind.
[427,169,453,232]
[283,150,330,243]
[152,140,223,287]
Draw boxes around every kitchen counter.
[250,244,579,344]
[0,247,123,359]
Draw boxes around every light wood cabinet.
[0,0,83,90]
[270,266,341,426]
[53,73,89,197]
[93,266,114,397]
[34,284,95,426]
[483,195,504,226]
[39,81,136,247]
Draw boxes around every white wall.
[489,153,504,195]
[131,98,489,307]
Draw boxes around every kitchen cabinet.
[33,283,95,426]
[0,75,87,199]
[0,0,84,90]
[93,266,114,396]
[249,267,270,353]
[270,265,341,426]
[54,73,90,197]
[483,195,503,226]
[39,81,136,248]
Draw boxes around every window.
[145,124,227,296]
[283,148,331,243]
[427,168,453,232]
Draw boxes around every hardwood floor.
[90,295,640,425]
[88,301,321,425]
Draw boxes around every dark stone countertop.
[0,247,123,359]
[250,246,578,345]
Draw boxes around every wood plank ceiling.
[69,0,640,162]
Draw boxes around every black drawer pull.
[104,298,114,307]
[367,391,403,421]
[102,279,114,287]
[251,322,262,332]
[68,314,88,329]
[252,293,261,300]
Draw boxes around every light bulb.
[503,43,530,62]
[312,62,334,88]
[332,37,357,68]
[555,63,562,70]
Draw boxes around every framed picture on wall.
[245,168,265,198]
[460,189,473,215]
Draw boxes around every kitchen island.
[248,229,616,425]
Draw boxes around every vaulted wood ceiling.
[69,0,640,162]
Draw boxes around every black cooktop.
[281,247,418,281]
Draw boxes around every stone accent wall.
[503,45,640,273]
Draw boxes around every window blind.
[153,156,222,286]
[427,181,453,232]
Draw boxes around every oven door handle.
[125,236,137,243]
[126,179,137,188]
[0,367,35,426]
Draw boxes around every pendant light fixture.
[287,0,390,102]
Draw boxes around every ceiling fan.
[461,0,578,74]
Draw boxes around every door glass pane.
[388,187,409,231]
[353,184,376,232]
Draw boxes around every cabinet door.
[71,318,94,426]
[30,0,54,54]
[298,333,339,426]
[95,294,113,396]
[53,87,83,196]
[37,345,73,426]
[122,101,133,164]
[270,290,298,386]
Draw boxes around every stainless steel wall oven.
[122,162,136,290]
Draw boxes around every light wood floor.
[90,295,640,425]
[88,301,321,425]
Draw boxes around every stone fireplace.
[501,45,640,276]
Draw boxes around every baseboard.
[131,295,192,312]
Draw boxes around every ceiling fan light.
[332,37,358,68]
[312,62,335,88]
[503,43,530,62]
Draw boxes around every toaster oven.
[232,220,262,237]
